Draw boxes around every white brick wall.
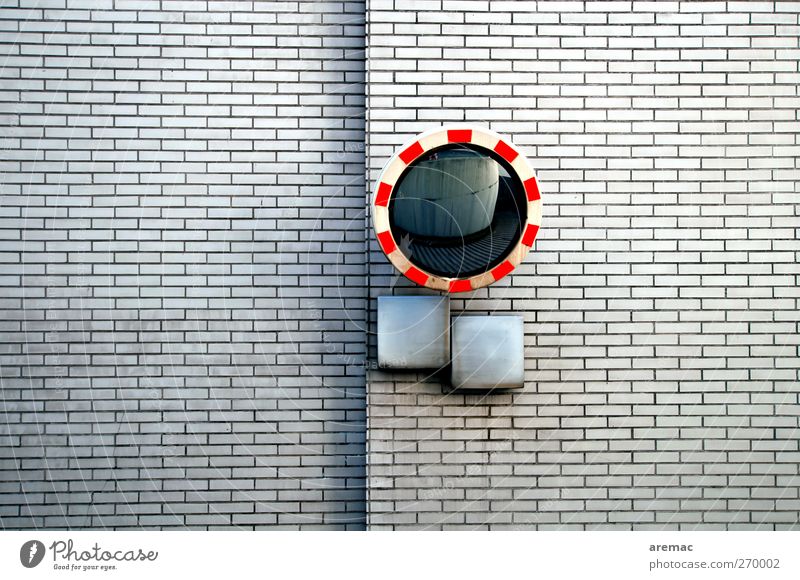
[1,0,366,529]
[2,0,800,531]
[366,1,800,530]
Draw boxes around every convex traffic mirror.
[373,126,542,292]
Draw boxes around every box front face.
[377,296,450,369]
[451,315,525,390]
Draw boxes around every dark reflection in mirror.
[389,144,527,279]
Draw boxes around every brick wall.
[366,1,800,529]
[2,0,800,532]
[0,0,367,529]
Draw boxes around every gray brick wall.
[3,0,800,532]
[0,0,366,529]
[366,1,800,529]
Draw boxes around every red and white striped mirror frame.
[372,125,542,293]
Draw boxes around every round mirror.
[373,126,542,293]
[390,144,525,279]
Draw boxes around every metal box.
[377,296,450,369]
[451,315,525,390]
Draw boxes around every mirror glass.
[389,144,527,279]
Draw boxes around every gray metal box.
[451,315,525,390]
[377,296,450,369]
